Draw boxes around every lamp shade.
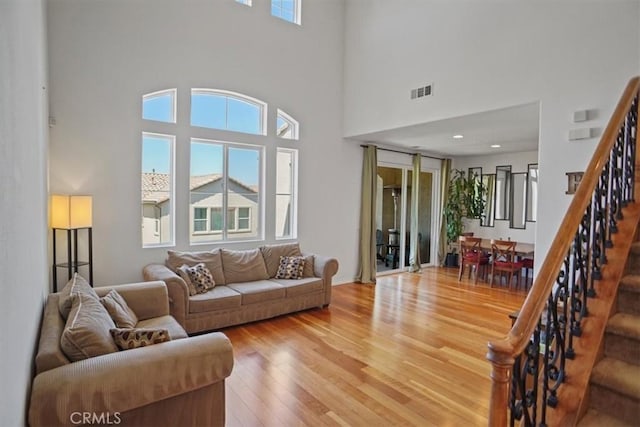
[51,195,93,229]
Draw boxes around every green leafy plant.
[444,169,486,246]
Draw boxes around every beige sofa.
[143,243,339,334]
[29,280,234,427]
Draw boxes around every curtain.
[437,159,452,265]
[356,145,377,283]
[408,154,421,272]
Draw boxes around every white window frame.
[191,88,267,136]
[275,147,298,240]
[142,88,177,123]
[276,109,299,140]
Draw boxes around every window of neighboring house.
[276,148,297,239]
[276,109,299,140]
[142,89,176,123]
[190,138,262,244]
[271,0,300,25]
[191,89,266,135]
[235,0,251,5]
[141,132,174,247]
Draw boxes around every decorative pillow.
[166,249,226,285]
[275,256,305,280]
[302,255,315,278]
[176,264,199,296]
[100,290,138,328]
[110,328,170,350]
[60,293,119,362]
[260,243,302,278]
[182,263,215,294]
[58,273,95,320]
[221,248,269,283]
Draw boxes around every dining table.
[479,239,535,257]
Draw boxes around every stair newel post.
[486,350,514,427]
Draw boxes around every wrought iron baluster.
[510,325,541,427]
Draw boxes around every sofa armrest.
[29,332,233,427]
[304,253,339,306]
[94,281,169,321]
[143,263,189,328]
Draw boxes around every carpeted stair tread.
[607,313,640,340]
[579,409,635,426]
[620,275,640,293]
[591,358,640,399]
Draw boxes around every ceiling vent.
[410,84,432,100]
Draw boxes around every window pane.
[190,140,224,243]
[277,109,298,140]
[143,90,175,123]
[276,148,296,239]
[272,0,299,24]
[227,208,236,231]
[238,207,250,230]
[193,207,207,232]
[191,93,226,130]
[227,98,261,135]
[228,146,260,239]
[141,133,174,246]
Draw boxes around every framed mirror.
[495,165,512,220]
[510,172,527,229]
[527,163,538,222]
[468,167,482,181]
[480,174,495,227]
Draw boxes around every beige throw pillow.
[180,263,215,294]
[221,248,269,284]
[58,273,95,320]
[110,328,170,350]
[260,243,302,278]
[275,256,305,279]
[302,255,315,278]
[100,290,138,328]
[176,265,199,296]
[166,249,226,285]
[60,293,119,362]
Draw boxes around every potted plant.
[443,169,485,267]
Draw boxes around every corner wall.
[344,0,640,269]
[48,0,360,285]
[0,0,50,424]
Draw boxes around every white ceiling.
[349,102,540,157]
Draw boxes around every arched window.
[276,109,299,140]
[142,89,176,123]
[191,89,267,136]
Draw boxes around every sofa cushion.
[302,255,315,278]
[100,290,138,328]
[176,265,199,296]
[166,249,226,285]
[275,256,305,279]
[60,293,119,362]
[227,280,286,305]
[58,273,95,320]
[136,315,188,340]
[260,243,302,277]
[110,328,170,350]
[189,286,242,313]
[221,248,269,284]
[270,277,324,298]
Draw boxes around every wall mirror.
[527,163,538,222]
[495,165,512,220]
[510,172,527,229]
[468,167,482,181]
[481,174,495,227]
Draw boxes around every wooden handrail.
[487,76,640,426]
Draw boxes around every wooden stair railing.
[487,76,640,426]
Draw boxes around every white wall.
[344,0,640,272]
[453,150,539,244]
[48,0,360,285]
[0,0,49,424]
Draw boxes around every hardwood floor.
[223,267,527,426]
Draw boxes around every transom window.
[191,89,266,135]
[276,109,299,140]
[142,89,176,123]
[271,0,300,25]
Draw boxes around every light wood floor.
[223,267,527,427]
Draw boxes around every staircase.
[579,242,640,426]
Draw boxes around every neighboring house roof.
[141,172,256,204]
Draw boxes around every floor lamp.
[51,195,93,292]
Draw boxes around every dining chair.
[521,257,534,289]
[490,239,524,289]
[458,236,489,284]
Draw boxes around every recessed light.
[453,134,464,139]
[491,144,501,148]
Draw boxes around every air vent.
[410,84,432,100]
